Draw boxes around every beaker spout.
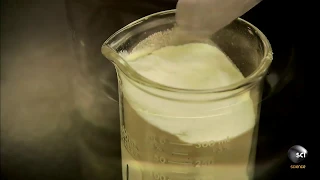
[101,45,123,69]
[101,43,170,91]
[101,44,148,85]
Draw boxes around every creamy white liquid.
[119,43,255,144]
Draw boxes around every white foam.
[120,43,255,144]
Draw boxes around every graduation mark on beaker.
[148,134,192,147]
[167,160,193,165]
[121,125,140,159]
[126,164,129,180]
[171,152,189,156]
[154,154,193,165]
[152,172,170,180]
[169,142,192,146]
[193,159,215,167]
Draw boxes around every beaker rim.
[102,9,273,94]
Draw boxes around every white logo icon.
[295,152,306,159]
[288,145,308,163]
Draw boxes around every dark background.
[1,0,306,180]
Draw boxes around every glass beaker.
[102,10,272,180]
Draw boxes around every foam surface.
[120,43,255,143]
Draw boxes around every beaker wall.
[117,74,263,180]
[103,10,272,180]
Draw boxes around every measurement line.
[168,160,192,165]
[169,142,192,146]
[171,171,189,174]
[126,164,129,180]
[172,152,189,156]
